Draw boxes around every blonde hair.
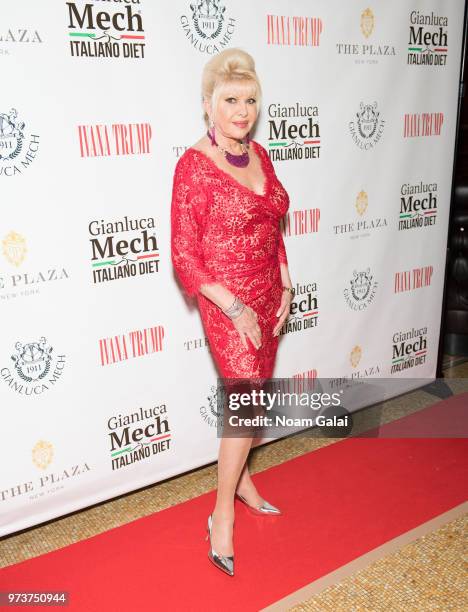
[201,48,262,125]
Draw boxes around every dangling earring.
[244,131,251,145]
[208,118,216,146]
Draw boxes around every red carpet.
[1,395,467,611]
[363,390,468,437]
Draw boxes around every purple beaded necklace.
[207,126,250,168]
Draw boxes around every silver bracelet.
[224,297,245,318]
[229,304,245,319]
[223,296,240,315]
[223,296,246,319]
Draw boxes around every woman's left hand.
[273,290,293,336]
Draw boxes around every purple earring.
[208,119,216,146]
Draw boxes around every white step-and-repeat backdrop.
[1,1,465,536]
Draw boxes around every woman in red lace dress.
[171,48,293,576]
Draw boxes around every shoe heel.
[205,513,234,577]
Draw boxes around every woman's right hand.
[230,305,262,350]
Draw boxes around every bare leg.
[235,436,265,507]
[210,435,253,556]
[235,464,264,507]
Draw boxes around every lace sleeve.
[170,155,217,297]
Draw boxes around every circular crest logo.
[0,108,40,176]
[344,268,378,310]
[349,101,385,149]
[0,108,25,161]
[191,0,225,39]
[357,102,379,139]
[13,338,52,382]
[350,269,373,301]
[181,1,236,54]
[200,383,224,427]
[1,337,66,395]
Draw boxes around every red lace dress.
[171,140,289,380]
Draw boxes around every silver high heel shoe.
[235,492,282,515]
[205,513,234,576]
